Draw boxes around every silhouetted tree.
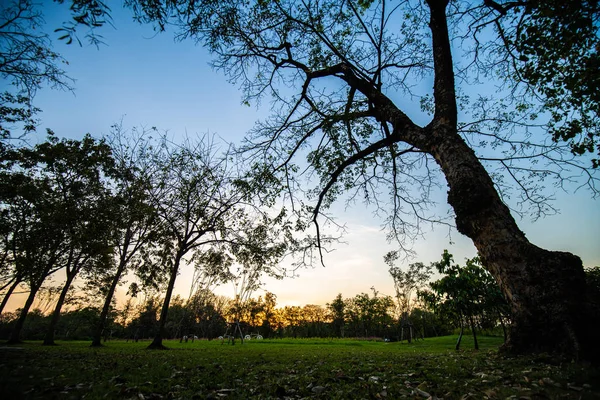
[31,134,116,346]
[91,124,161,347]
[327,293,345,338]
[124,0,599,359]
[1,133,115,344]
[143,135,287,349]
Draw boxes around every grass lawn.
[0,335,598,399]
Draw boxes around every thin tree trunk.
[91,260,126,347]
[455,315,464,351]
[93,227,139,347]
[148,251,183,349]
[469,315,479,350]
[0,277,21,315]
[7,279,43,344]
[43,272,77,345]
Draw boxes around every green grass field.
[1,336,598,399]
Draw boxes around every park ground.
[0,336,598,399]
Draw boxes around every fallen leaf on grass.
[311,385,326,394]
[413,387,431,398]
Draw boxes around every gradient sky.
[3,3,599,311]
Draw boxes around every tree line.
[0,125,290,348]
[0,284,454,344]
[10,226,595,350]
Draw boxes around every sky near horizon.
[2,3,599,312]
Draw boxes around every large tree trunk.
[431,129,593,359]
[148,251,183,349]
[414,0,595,360]
[43,271,77,345]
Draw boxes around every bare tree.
[142,135,287,349]
[91,124,161,347]
[386,252,433,343]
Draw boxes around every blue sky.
[4,3,599,310]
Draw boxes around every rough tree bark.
[123,0,597,360]
[422,0,593,360]
[432,127,591,358]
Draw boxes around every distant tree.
[187,288,228,339]
[56,306,100,340]
[127,294,161,341]
[345,290,394,338]
[20,308,48,340]
[408,306,451,339]
[386,253,433,343]
[422,251,509,350]
[259,292,278,338]
[369,289,396,338]
[300,304,328,337]
[185,261,235,339]
[164,296,195,339]
[0,310,18,339]
[327,293,345,338]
